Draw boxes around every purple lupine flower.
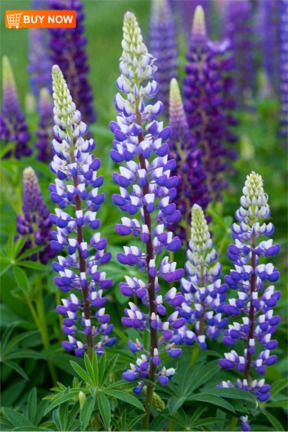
[183,6,238,202]
[224,0,257,106]
[280,0,288,140]
[168,78,209,239]
[0,56,31,159]
[175,204,227,349]
[110,12,185,395]
[27,28,52,97]
[50,65,115,357]
[49,0,96,125]
[218,172,281,430]
[35,88,53,162]
[149,0,178,112]
[16,167,56,264]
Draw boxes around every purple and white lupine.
[218,172,281,431]
[27,28,52,98]
[224,0,257,106]
[174,204,227,349]
[183,6,238,202]
[16,167,56,264]
[110,12,185,418]
[35,88,54,162]
[0,56,31,159]
[280,0,288,140]
[49,0,96,125]
[168,78,209,239]
[149,0,178,112]
[50,65,115,358]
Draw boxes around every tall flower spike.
[224,0,257,106]
[16,167,56,264]
[35,88,54,162]
[50,65,115,358]
[183,6,238,201]
[110,12,185,425]
[49,0,96,125]
[27,28,52,97]
[0,56,31,159]
[149,0,178,112]
[168,78,209,240]
[175,204,227,349]
[218,172,281,431]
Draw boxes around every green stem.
[227,416,238,431]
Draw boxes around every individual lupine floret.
[218,172,281,431]
[175,204,227,349]
[35,88,54,162]
[0,56,31,159]
[110,12,185,417]
[183,6,238,202]
[168,78,209,239]
[223,0,257,106]
[16,167,56,264]
[149,0,178,111]
[27,28,52,97]
[49,0,96,125]
[50,65,115,358]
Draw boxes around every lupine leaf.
[80,395,96,431]
[84,353,98,387]
[70,361,94,387]
[44,389,81,415]
[100,355,118,386]
[188,359,221,394]
[98,392,111,430]
[103,390,144,411]
[13,266,30,293]
[4,361,29,381]
[266,400,288,408]
[27,388,37,424]
[262,409,285,431]
[167,396,186,415]
[186,394,235,413]
[1,408,35,428]
[270,377,288,397]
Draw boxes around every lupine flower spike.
[0,56,31,159]
[168,78,209,240]
[175,204,227,349]
[183,6,238,202]
[49,0,96,125]
[36,88,54,162]
[28,28,52,97]
[110,12,185,424]
[149,0,178,112]
[218,172,281,432]
[16,167,56,264]
[50,65,115,358]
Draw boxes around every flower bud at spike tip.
[191,5,207,42]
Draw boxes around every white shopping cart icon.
[6,12,23,29]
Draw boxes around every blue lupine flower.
[50,65,115,357]
[28,28,52,98]
[175,204,227,349]
[218,172,281,431]
[110,12,185,391]
[183,6,238,202]
[168,78,209,239]
[149,0,178,112]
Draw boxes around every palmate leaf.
[98,393,111,430]
[44,388,84,415]
[80,395,96,431]
[1,408,35,429]
[103,389,144,411]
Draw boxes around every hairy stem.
[135,112,157,429]
[244,232,256,380]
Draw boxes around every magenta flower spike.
[0,56,32,159]
[16,167,56,264]
[149,0,178,112]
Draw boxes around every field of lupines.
[0,0,287,431]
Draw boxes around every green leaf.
[266,400,288,408]
[16,246,44,261]
[188,359,221,394]
[80,395,96,431]
[208,388,256,406]
[70,360,94,387]
[98,355,106,386]
[27,388,37,424]
[6,349,44,361]
[167,396,186,415]
[13,266,30,294]
[0,305,22,327]
[17,261,47,271]
[270,377,288,397]
[84,353,98,387]
[99,355,118,387]
[98,393,111,430]
[4,361,29,380]
[262,409,285,431]
[12,427,52,431]
[103,390,144,411]
[0,143,15,159]
[2,408,35,428]
[44,389,81,415]
[187,394,235,413]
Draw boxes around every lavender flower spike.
[16,167,56,264]
[168,78,209,239]
[50,65,115,358]
[218,172,281,431]
[35,88,54,162]
[183,6,238,201]
[110,12,185,424]
[175,204,228,349]
[0,56,31,159]
[149,0,178,112]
